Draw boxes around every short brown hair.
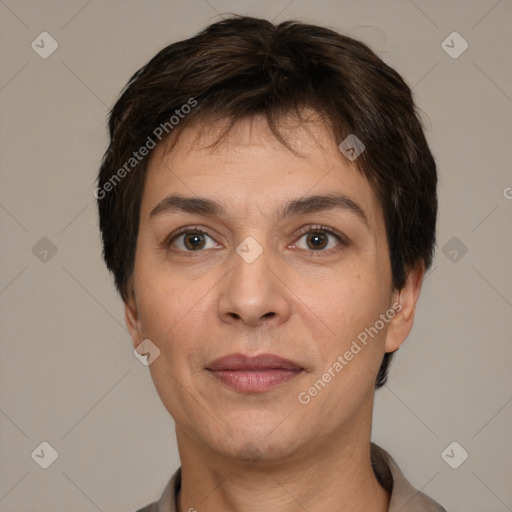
[97,15,437,387]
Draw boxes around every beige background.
[1,1,511,511]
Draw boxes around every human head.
[97,15,437,388]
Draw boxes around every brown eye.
[293,226,347,252]
[305,232,329,250]
[182,232,207,250]
[168,230,219,252]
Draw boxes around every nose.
[217,242,292,328]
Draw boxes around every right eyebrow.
[150,195,223,219]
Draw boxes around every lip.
[207,353,303,371]
[206,353,304,393]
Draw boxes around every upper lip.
[206,353,303,371]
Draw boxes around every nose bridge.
[217,234,290,326]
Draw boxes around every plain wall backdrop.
[1,1,511,511]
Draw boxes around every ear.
[384,262,425,353]
[124,291,142,350]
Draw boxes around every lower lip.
[207,369,303,392]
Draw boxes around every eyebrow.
[149,193,370,228]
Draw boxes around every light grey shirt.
[135,443,446,511]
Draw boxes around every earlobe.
[384,262,425,354]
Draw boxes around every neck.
[175,402,390,512]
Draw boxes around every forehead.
[141,115,382,228]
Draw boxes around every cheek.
[309,264,388,336]
[303,268,391,394]
[134,244,189,333]
[134,257,217,369]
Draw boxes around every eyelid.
[291,224,349,250]
[164,224,349,252]
[164,225,217,248]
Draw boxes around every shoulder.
[134,503,158,512]
[371,443,447,512]
[132,467,181,512]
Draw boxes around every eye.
[166,228,220,252]
[293,225,347,252]
[165,225,348,254]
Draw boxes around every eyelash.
[164,224,348,255]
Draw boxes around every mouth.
[206,353,305,393]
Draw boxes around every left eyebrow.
[149,193,370,228]
[277,194,369,228]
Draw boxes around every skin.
[125,113,424,512]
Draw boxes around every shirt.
[135,443,447,511]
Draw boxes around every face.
[126,114,420,465]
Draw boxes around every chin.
[209,425,306,464]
